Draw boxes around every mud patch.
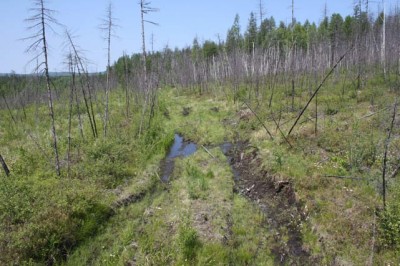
[191,201,224,242]
[228,143,319,265]
[112,191,146,209]
[182,107,191,116]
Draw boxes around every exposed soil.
[228,142,321,265]
[112,191,146,209]
[182,106,191,116]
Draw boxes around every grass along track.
[2,81,399,264]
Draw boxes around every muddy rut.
[228,143,320,265]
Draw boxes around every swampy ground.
[1,83,399,265]
[65,86,398,265]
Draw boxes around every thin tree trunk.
[382,0,386,79]
[77,67,97,138]
[66,31,98,138]
[124,54,130,119]
[244,101,274,140]
[287,47,352,137]
[382,99,398,209]
[140,0,147,80]
[291,79,295,111]
[40,0,60,176]
[315,93,318,136]
[67,58,75,178]
[86,78,98,138]
[74,74,84,140]
[2,94,16,125]
[103,3,114,137]
[0,154,10,177]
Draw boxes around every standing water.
[160,134,197,181]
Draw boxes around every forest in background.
[1,0,400,264]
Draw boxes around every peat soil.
[228,142,321,265]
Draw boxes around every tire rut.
[229,143,320,265]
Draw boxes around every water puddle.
[167,134,197,158]
[160,134,198,181]
[219,142,234,155]
[160,134,241,182]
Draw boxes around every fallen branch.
[0,154,10,177]
[243,101,274,140]
[270,114,293,148]
[246,184,255,192]
[201,145,216,159]
[360,106,390,119]
[323,175,362,180]
[389,164,400,179]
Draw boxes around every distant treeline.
[112,5,399,93]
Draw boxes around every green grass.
[1,72,400,264]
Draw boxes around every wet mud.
[227,143,320,265]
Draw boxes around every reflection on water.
[160,134,240,182]
[160,134,197,182]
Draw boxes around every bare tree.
[138,0,158,137]
[139,0,159,73]
[121,52,131,119]
[24,0,61,176]
[258,0,266,23]
[100,2,118,137]
[381,0,386,79]
[66,30,98,138]
[66,52,78,177]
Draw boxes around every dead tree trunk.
[25,0,61,176]
[100,2,117,137]
[138,0,158,137]
[0,154,10,177]
[66,31,98,138]
[382,99,398,209]
[123,52,130,119]
[287,47,352,137]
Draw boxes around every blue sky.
[0,0,395,73]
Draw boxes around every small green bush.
[379,198,400,251]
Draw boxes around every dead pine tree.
[258,0,266,23]
[24,0,61,176]
[139,0,158,77]
[138,0,159,137]
[70,54,84,140]
[100,2,118,137]
[66,31,98,138]
[66,52,80,177]
[123,52,131,119]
